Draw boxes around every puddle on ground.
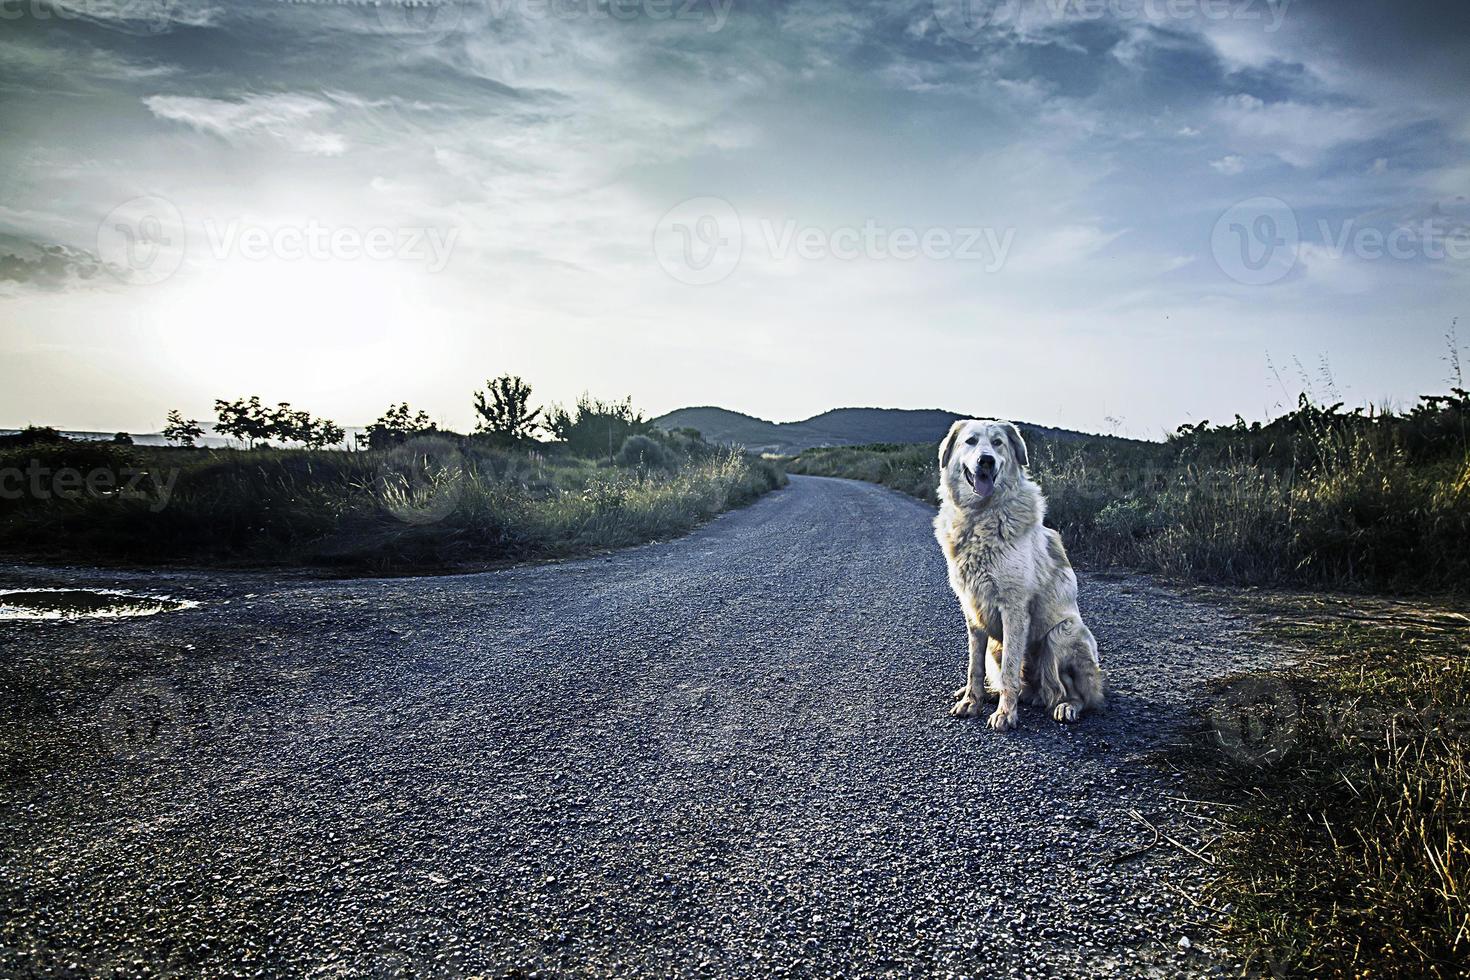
[0,588,197,621]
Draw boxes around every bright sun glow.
[148,257,442,404]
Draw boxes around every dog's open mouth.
[963,460,996,500]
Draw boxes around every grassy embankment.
[0,432,785,573]
[788,391,1470,977]
[1188,602,1470,977]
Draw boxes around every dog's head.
[938,419,1029,506]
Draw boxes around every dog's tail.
[1069,653,1107,712]
[1049,618,1106,712]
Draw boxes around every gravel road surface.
[1,475,1286,978]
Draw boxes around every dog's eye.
[965,436,978,446]
[991,438,1003,448]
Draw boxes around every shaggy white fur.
[933,419,1106,730]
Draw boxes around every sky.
[0,0,1467,439]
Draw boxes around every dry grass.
[0,439,787,572]
[1182,603,1470,977]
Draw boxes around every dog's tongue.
[974,470,995,499]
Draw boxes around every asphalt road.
[0,475,1285,978]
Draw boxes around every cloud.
[53,0,220,32]
[0,0,1466,432]
[1210,154,1246,175]
[142,94,348,156]
[1211,93,1391,168]
[0,242,104,292]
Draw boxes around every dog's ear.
[999,421,1028,468]
[938,420,966,470]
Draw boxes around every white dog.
[933,419,1106,731]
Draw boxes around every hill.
[651,406,1117,453]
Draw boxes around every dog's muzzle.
[963,454,997,500]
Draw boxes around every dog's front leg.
[988,607,1030,732]
[950,622,991,717]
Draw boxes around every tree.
[214,396,274,448]
[305,419,345,449]
[162,410,204,448]
[364,403,436,451]
[268,403,312,444]
[266,402,343,448]
[214,396,340,449]
[546,393,650,460]
[473,375,541,443]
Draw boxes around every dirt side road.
[0,475,1284,978]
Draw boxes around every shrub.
[787,390,1470,595]
[366,404,452,451]
[546,394,651,459]
[0,426,63,448]
[0,439,786,572]
[616,434,672,470]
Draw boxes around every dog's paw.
[950,691,984,718]
[1052,701,1081,723]
[987,704,1019,732]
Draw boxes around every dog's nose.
[978,453,996,469]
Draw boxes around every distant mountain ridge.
[651,406,1116,454]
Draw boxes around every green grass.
[0,437,786,573]
[1180,603,1470,977]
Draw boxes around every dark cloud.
[0,242,105,290]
